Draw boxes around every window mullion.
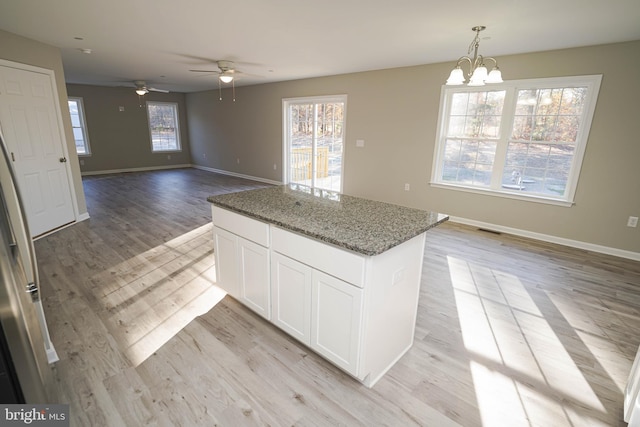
[312,103,319,187]
[491,88,517,189]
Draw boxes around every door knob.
[59,157,67,163]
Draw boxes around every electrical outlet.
[273,163,277,170]
[167,154,171,160]
[628,216,638,228]
[237,158,240,164]
[404,183,410,191]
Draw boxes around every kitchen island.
[207,184,448,387]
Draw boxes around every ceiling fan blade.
[148,87,169,93]
[234,70,264,79]
[189,69,219,73]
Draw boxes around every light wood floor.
[35,168,640,426]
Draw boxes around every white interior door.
[0,63,75,237]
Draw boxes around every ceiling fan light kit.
[446,26,503,86]
[132,80,169,96]
[130,80,169,106]
[189,60,239,101]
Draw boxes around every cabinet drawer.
[271,227,366,288]
[212,206,270,247]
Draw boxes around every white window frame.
[68,97,91,156]
[430,75,602,206]
[282,95,347,192]
[147,101,181,153]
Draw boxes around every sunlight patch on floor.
[447,255,608,426]
[546,292,631,394]
[90,223,226,366]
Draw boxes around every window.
[68,97,90,155]
[147,102,180,152]
[431,75,601,205]
[283,95,346,192]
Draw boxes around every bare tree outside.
[288,99,345,192]
[148,102,180,152]
[440,83,591,198]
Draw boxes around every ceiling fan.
[190,60,247,101]
[189,60,239,83]
[132,80,169,96]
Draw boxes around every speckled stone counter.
[207,184,448,256]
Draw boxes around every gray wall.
[0,29,88,217]
[187,40,640,254]
[66,84,191,173]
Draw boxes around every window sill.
[429,182,575,207]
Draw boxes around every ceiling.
[1,0,639,93]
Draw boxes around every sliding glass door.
[283,95,346,192]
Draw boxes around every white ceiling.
[1,0,639,93]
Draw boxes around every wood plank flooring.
[34,168,640,426]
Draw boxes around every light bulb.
[219,75,233,83]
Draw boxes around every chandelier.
[446,26,503,86]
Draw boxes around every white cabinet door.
[213,226,239,297]
[311,270,363,377]
[238,237,271,320]
[271,252,311,345]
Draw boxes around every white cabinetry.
[212,206,270,320]
[271,252,311,345]
[238,238,270,319]
[311,269,363,375]
[212,227,240,297]
[271,252,363,375]
[212,205,427,387]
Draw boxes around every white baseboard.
[80,164,192,176]
[77,212,90,222]
[450,216,640,261]
[192,164,282,186]
[79,166,637,260]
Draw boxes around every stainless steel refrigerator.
[0,128,58,403]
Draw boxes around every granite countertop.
[207,184,449,256]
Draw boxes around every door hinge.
[11,152,15,162]
[26,282,40,302]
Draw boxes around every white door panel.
[311,270,363,376]
[212,227,239,298]
[271,252,311,345]
[0,63,75,236]
[238,238,270,320]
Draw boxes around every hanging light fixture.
[446,26,503,86]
